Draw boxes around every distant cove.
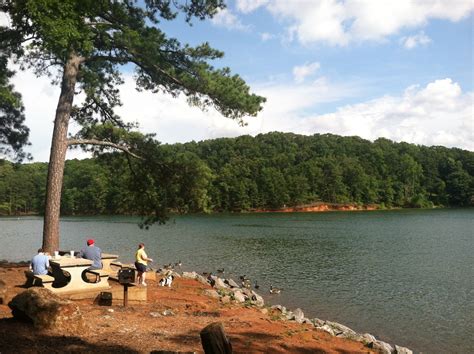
[2,208,473,353]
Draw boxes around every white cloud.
[11,65,473,163]
[302,78,474,150]
[236,0,269,14]
[211,8,250,32]
[236,0,474,46]
[9,68,91,162]
[293,62,321,83]
[400,31,432,49]
[260,32,275,41]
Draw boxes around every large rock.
[291,308,305,323]
[224,278,240,288]
[311,318,325,327]
[317,324,336,336]
[195,274,209,286]
[360,333,377,344]
[368,339,394,354]
[271,305,287,314]
[395,345,413,354]
[232,290,246,303]
[182,271,198,279]
[250,291,264,307]
[214,277,228,289]
[8,287,85,333]
[325,321,357,338]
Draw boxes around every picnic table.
[101,253,119,273]
[45,255,111,295]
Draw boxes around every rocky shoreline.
[177,270,413,354]
[1,261,414,353]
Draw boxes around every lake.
[1,209,473,353]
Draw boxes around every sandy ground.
[0,264,375,353]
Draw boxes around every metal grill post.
[123,283,129,307]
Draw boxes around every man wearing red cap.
[79,238,103,270]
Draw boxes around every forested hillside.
[1,133,473,216]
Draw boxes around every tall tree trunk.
[42,53,82,253]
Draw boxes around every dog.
[158,274,174,287]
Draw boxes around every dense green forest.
[1,133,473,216]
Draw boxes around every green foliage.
[1,0,265,131]
[0,56,30,161]
[1,0,266,235]
[1,133,472,217]
[0,159,46,214]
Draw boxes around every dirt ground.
[0,264,375,353]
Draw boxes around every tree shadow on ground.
[165,328,361,354]
[0,318,139,354]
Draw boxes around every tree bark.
[42,52,82,253]
[200,322,232,354]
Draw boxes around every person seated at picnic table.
[30,248,50,275]
[79,239,103,282]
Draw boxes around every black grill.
[118,268,135,284]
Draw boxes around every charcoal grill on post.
[118,268,135,306]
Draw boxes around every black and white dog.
[158,274,174,287]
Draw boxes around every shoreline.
[1,203,463,218]
[179,270,413,354]
[0,262,413,353]
[250,202,379,213]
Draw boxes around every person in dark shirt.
[79,239,103,283]
[80,239,103,269]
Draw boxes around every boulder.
[232,290,246,303]
[311,318,325,327]
[214,278,228,289]
[271,305,286,314]
[291,308,305,323]
[325,321,357,338]
[250,292,264,307]
[195,274,209,286]
[360,333,377,344]
[241,288,253,297]
[368,340,394,354]
[317,324,336,336]
[395,345,413,354]
[225,278,240,288]
[182,271,198,279]
[8,287,85,333]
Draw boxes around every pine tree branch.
[67,138,142,159]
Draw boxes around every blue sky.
[4,0,474,161]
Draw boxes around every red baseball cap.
[87,239,94,246]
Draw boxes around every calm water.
[1,209,473,353]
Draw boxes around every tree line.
[1,132,472,217]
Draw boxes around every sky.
[4,0,474,162]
